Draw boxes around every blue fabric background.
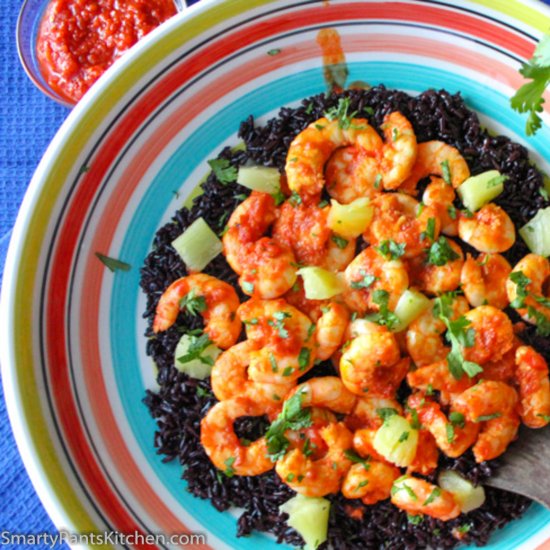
[0,0,548,547]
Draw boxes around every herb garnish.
[178,333,215,366]
[377,239,406,260]
[324,97,359,130]
[95,252,131,272]
[265,389,312,461]
[420,217,436,242]
[224,456,236,477]
[350,270,379,290]
[179,289,207,316]
[475,412,502,422]
[441,160,452,185]
[423,487,441,506]
[365,290,400,330]
[344,449,371,470]
[376,407,399,422]
[331,234,349,249]
[298,347,311,371]
[427,237,460,266]
[268,311,291,338]
[510,33,550,136]
[208,158,237,185]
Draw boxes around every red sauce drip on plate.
[316,28,348,93]
[36,0,176,103]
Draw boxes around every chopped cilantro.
[267,48,281,56]
[441,160,452,184]
[398,431,409,443]
[268,310,291,338]
[324,97,359,130]
[298,347,311,371]
[377,239,406,260]
[286,473,295,482]
[265,389,312,460]
[374,174,382,189]
[196,386,213,399]
[242,281,255,294]
[456,524,471,535]
[365,290,400,330]
[179,289,207,316]
[420,217,436,242]
[537,413,550,422]
[449,411,466,428]
[427,237,460,266]
[447,204,457,220]
[407,514,424,525]
[208,158,237,185]
[350,270,379,290]
[178,333,215,366]
[305,102,314,114]
[272,189,286,206]
[487,174,507,188]
[282,366,294,377]
[289,191,303,206]
[475,412,502,422]
[540,186,550,201]
[95,252,131,272]
[423,487,441,506]
[356,480,369,490]
[510,33,550,136]
[446,423,455,443]
[528,305,550,336]
[509,270,531,308]
[331,234,349,249]
[392,127,399,142]
[269,353,278,373]
[377,407,399,422]
[405,406,421,430]
[223,456,236,477]
[344,449,371,470]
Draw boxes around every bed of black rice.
[141,87,548,549]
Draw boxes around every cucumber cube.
[438,470,485,513]
[298,267,346,299]
[457,170,506,212]
[519,207,550,257]
[171,217,223,272]
[373,414,419,467]
[280,494,330,550]
[174,333,221,379]
[237,166,281,194]
[392,289,431,332]
[327,198,373,239]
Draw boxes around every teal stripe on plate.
[110,61,550,549]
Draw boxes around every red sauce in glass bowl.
[36,0,177,104]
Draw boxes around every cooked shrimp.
[210,341,295,405]
[222,191,278,274]
[316,302,350,360]
[238,237,298,299]
[325,146,382,204]
[407,359,476,395]
[482,343,519,384]
[406,296,469,367]
[365,193,440,258]
[453,380,520,462]
[407,429,439,476]
[458,204,515,253]
[506,254,550,328]
[200,397,274,476]
[272,201,355,271]
[238,299,316,383]
[400,141,470,194]
[515,346,550,428]
[340,329,408,396]
[344,246,409,314]
[346,395,404,430]
[283,279,327,322]
[352,429,387,462]
[286,407,337,460]
[285,117,382,200]
[461,253,512,309]
[462,305,514,365]
[342,461,401,505]
[287,377,357,414]
[422,176,458,236]
[275,422,353,497]
[407,393,479,458]
[407,238,464,295]
[378,112,418,190]
[391,475,460,521]
[153,273,241,349]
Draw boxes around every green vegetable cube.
[237,166,281,194]
[298,267,346,299]
[519,207,550,257]
[392,289,431,332]
[457,170,506,212]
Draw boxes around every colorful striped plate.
[2,0,550,548]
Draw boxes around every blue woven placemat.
[0,0,549,546]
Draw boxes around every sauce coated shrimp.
[342,461,401,505]
[407,359,476,395]
[275,422,354,497]
[365,193,440,258]
[458,204,515,253]
[407,429,439,476]
[200,397,274,476]
[340,328,409,396]
[272,201,355,271]
[316,302,350,360]
[406,296,469,367]
[461,253,512,309]
[407,393,479,458]
[453,380,520,462]
[153,273,241,349]
[400,140,470,194]
[506,254,550,328]
[515,346,550,428]
[422,176,458,236]
[325,145,381,204]
[285,117,382,200]
[408,237,464,295]
[462,305,514,365]
[238,299,316,383]
[210,341,295,405]
[391,475,460,521]
[287,376,357,414]
[344,246,409,314]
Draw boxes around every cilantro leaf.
[324,97,358,130]
[427,237,460,266]
[423,487,441,506]
[377,407,399,422]
[223,456,236,477]
[350,270,379,289]
[377,239,406,260]
[475,413,502,422]
[95,252,131,272]
[331,234,349,249]
[179,289,207,316]
[265,389,312,461]
[441,160,452,185]
[508,270,531,308]
[268,310,291,338]
[178,332,215,366]
[449,411,465,428]
[208,158,238,185]
[365,290,400,330]
[528,306,550,336]
[420,217,436,242]
[344,449,371,470]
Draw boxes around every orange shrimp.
[342,461,401,505]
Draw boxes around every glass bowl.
[16,0,186,108]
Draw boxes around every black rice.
[141,86,545,549]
